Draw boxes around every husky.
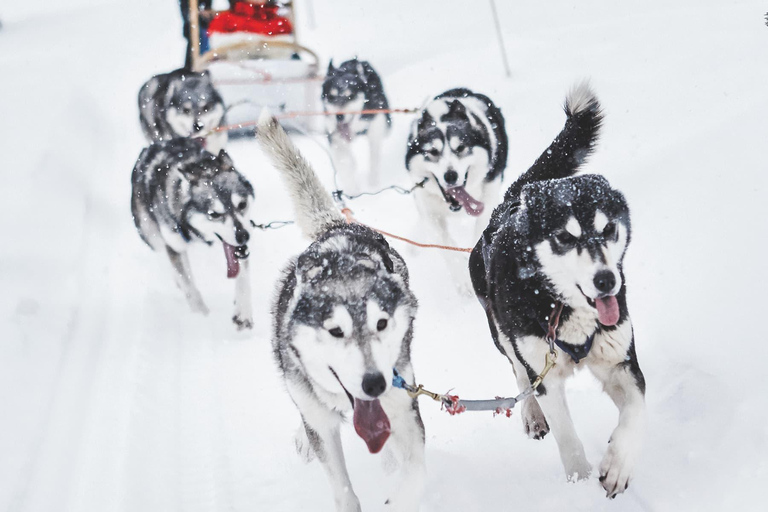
[258,113,425,512]
[322,58,391,193]
[138,68,228,154]
[131,138,254,329]
[406,88,508,245]
[468,83,645,498]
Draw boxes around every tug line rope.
[341,208,473,254]
[214,107,420,133]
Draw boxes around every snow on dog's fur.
[258,112,425,512]
[131,138,254,328]
[469,82,645,498]
[406,88,508,291]
[138,68,228,153]
[322,58,391,194]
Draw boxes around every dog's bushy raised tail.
[257,112,343,238]
[504,81,603,201]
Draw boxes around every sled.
[188,0,322,135]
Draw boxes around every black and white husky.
[469,83,645,498]
[406,88,508,244]
[322,59,391,193]
[131,138,254,329]
[258,113,425,512]
[138,68,228,154]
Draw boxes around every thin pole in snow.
[489,0,511,78]
[189,0,201,71]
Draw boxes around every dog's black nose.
[193,122,204,132]
[593,270,616,294]
[362,372,387,398]
[444,170,459,185]
[235,226,250,245]
[336,114,344,122]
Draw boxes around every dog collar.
[538,314,595,364]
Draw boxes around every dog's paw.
[232,314,253,330]
[599,434,637,498]
[565,459,592,482]
[521,398,549,440]
[294,425,315,463]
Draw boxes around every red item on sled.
[207,1,293,36]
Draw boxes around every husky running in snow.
[138,68,228,153]
[131,138,254,329]
[406,88,508,243]
[258,113,425,512]
[322,58,391,194]
[469,83,645,498]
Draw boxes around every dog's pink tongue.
[446,186,484,216]
[338,122,353,142]
[222,242,240,279]
[353,398,391,454]
[595,296,620,326]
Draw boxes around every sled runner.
[188,0,321,134]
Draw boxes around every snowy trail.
[2,1,768,511]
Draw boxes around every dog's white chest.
[590,318,634,365]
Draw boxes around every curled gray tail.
[256,112,342,238]
[504,81,603,202]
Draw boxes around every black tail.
[504,82,603,202]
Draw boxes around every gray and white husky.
[406,88,508,245]
[322,59,391,194]
[469,83,645,498]
[258,113,425,512]
[138,68,228,154]
[131,138,254,329]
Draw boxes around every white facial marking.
[594,210,609,232]
[366,301,389,333]
[323,306,353,336]
[565,216,582,238]
[211,199,225,214]
[166,108,195,137]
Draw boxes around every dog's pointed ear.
[416,110,435,132]
[327,59,335,74]
[296,253,325,282]
[217,148,235,168]
[444,99,467,120]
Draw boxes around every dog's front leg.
[517,338,591,480]
[166,246,209,314]
[232,258,253,330]
[366,115,387,188]
[588,345,646,498]
[287,382,361,512]
[379,365,426,512]
[329,134,359,196]
[535,375,592,480]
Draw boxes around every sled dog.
[406,88,508,244]
[258,113,425,512]
[131,138,254,329]
[138,68,228,153]
[469,83,645,498]
[322,58,391,193]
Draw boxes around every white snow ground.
[1,1,767,510]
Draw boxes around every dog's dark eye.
[603,222,618,242]
[376,319,388,331]
[554,231,576,246]
[328,327,344,338]
[455,144,466,154]
[207,211,222,220]
[237,201,247,211]
[428,148,440,157]
[182,107,192,114]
